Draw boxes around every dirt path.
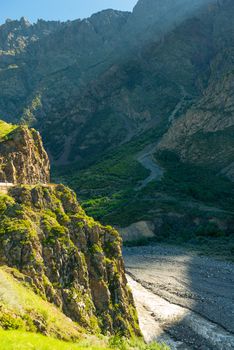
[136,143,164,189]
[168,86,188,124]
[124,245,234,349]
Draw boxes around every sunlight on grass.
[0,267,82,339]
[0,330,169,350]
[0,120,17,141]
[0,330,111,350]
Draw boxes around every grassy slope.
[0,265,168,349]
[0,330,110,350]
[0,190,169,349]
[0,266,82,340]
[0,120,18,141]
[0,330,169,350]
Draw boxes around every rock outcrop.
[0,123,50,184]
[0,122,140,336]
[119,221,155,243]
[0,184,140,336]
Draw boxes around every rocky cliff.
[156,0,234,180]
[0,184,140,336]
[0,121,50,184]
[0,123,140,337]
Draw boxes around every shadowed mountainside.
[0,0,233,246]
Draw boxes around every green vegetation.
[0,120,18,141]
[21,94,42,125]
[108,336,169,350]
[156,151,234,212]
[53,137,234,260]
[0,267,82,340]
[53,125,167,226]
[0,330,169,350]
[54,138,234,224]
[0,185,142,338]
[0,330,110,350]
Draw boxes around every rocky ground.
[124,245,234,349]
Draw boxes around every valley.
[0,0,234,348]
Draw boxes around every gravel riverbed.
[124,245,234,349]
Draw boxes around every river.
[124,244,234,350]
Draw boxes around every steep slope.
[0,17,61,52]
[157,1,234,179]
[0,123,141,338]
[0,185,140,336]
[121,0,215,47]
[0,266,82,340]
[0,0,216,164]
[0,11,130,127]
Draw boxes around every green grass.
[0,330,111,350]
[0,267,82,340]
[0,120,17,141]
[0,330,169,350]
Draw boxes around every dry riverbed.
[124,245,234,350]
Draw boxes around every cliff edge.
[0,121,140,337]
[0,121,50,184]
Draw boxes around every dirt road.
[124,245,234,349]
[136,144,164,189]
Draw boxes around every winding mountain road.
[124,245,234,350]
[136,143,164,189]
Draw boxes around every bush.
[195,223,225,238]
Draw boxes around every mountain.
[0,121,141,340]
[0,0,233,253]
[0,0,216,165]
[0,17,61,51]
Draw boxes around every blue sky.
[0,0,138,24]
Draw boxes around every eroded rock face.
[119,221,155,243]
[0,184,140,336]
[0,126,50,184]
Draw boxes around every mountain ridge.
[0,0,233,248]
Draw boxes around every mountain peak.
[19,16,31,26]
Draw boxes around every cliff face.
[0,17,61,52]
[0,123,50,184]
[0,184,140,336]
[0,122,140,337]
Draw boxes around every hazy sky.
[0,0,138,24]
